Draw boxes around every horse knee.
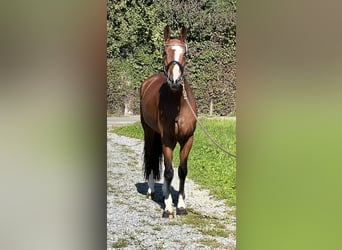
[164,167,174,182]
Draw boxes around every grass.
[189,118,236,206]
[111,117,236,206]
[107,113,121,117]
[107,183,116,193]
[152,225,162,231]
[180,209,230,238]
[112,238,128,248]
[113,121,143,140]
[197,238,225,248]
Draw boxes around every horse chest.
[175,116,193,138]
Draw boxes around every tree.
[107,0,236,115]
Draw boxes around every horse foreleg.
[177,136,194,215]
[162,145,174,218]
[146,171,155,200]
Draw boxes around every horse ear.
[179,26,187,42]
[164,25,171,42]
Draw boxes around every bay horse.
[140,26,197,218]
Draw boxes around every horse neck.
[182,77,193,98]
[183,76,190,91]
[164,76,192,104]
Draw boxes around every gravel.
[107,132,236,249]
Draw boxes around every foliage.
[107,58,135,114]
[107,0,236,115]
[111,118,236,206]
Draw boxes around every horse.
[140,26,197,218]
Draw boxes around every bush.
[107,0,236,115]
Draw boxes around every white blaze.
[171,45,183,80]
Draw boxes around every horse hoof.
[176,208,188,215]
[146,192,154,200]
[162,210,174,219]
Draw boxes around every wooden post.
[209,99,213,116]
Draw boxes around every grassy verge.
[111,117,236,206]
[112,121,143,140]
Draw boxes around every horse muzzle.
[167,76,183,91]
[164,61,184,91]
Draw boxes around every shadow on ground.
[135,182,179,209]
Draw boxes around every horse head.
[163,26,188,91]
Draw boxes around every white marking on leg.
[177,194,186,209]
[147,171,154,194]
[164,194,173,213]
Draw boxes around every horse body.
[141,73,196,142]
[140,26,197,218]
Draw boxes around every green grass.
[152,225,162,231]
[111,117,236,206]
[107,113,121,117]
[189,118,236,206]
[180,208,230,238]
[112,238,128,248]
[113,121,144,140]
[197,238,225,248]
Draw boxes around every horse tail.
[143,131,162,180]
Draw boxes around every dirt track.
[107,122,236,249]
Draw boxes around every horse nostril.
[166,75,181,90]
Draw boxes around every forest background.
[107,0,236,116]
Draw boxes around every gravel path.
[107,132,236,249]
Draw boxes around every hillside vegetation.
[107,0,236,115]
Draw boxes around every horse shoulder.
[175,113,196,139]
